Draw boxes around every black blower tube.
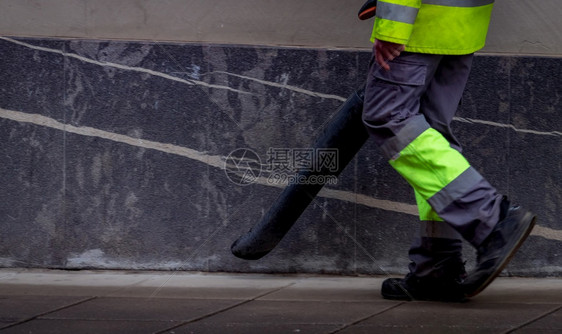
[231,85,368,260]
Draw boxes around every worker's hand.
[374,39,405,71]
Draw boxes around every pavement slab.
[470,278,562,304]
[511,306,562,333]
[257,276,381,302]
[0,295,93,329]
[0,319,177,334]
[39,297,241,322]
[0,269,560,334]
[338,301,559,334]
[167,299,400,333]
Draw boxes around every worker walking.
[362,0,536,301]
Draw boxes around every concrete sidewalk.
[0,269,560,334]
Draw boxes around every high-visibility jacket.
[371,0,495,54]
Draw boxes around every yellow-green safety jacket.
[371,0,495,54]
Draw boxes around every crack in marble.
[202,71,347,102]
[0,107,418,218]
[1,36,560,138]
[0,37,252,96]
[204,72,561,138]
[0,107,224,168]
[454,116,562,137]
[531,225,562,242]
[1,107,560,242]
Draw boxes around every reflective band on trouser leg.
[415,190,442,222]
[427,166,485,214]
[415,188,462,240]
[389,127,471,202]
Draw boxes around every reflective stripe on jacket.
[371,0,495,54]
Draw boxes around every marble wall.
[0,37,560,276]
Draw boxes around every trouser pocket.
[363,55,427,128]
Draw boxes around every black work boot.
[381,258,467,302]
[382,235,468,302]
[463,201,536,297]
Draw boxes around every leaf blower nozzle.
[358,0,377,21]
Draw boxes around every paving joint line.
[100,276,162,299]
[501,304,562,334]
[0,296,97,331]
[151,282,297,334]
[327,301,406,334]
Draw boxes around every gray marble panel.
[0,37,559,276]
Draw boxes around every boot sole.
[465,213,536,298]
[382,279,467,303]
[382,290,467,303]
